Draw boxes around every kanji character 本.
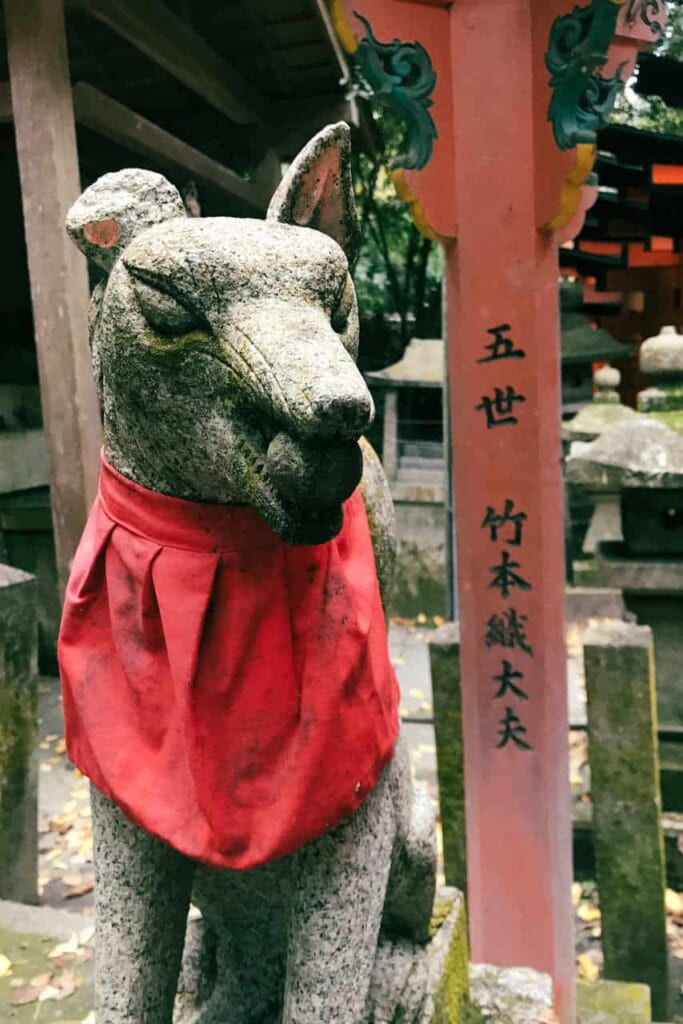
[475,386,526,428]
[496,707,533,751]
[477,324,526,363]
[481,499,527,547]
[485,608,533,655]
[492,659,528,700]
[488,550,532,599]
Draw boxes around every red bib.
[58,458,399,869]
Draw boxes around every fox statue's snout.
[67,124,374,544]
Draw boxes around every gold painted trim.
[542,144,597,233]
[392,169,441,242]
[330,0,359,54]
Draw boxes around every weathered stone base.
[174,887,469,1024]
[467,965,557,1024]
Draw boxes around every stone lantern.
[563,366,637,580]
[638,324,683,435]
[568,415,683,808]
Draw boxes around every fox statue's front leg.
[91,786,195,1023]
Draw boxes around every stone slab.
[428,624,466,892]
[583,622,668,1021]
[564,587,626,624]
[0,564,38,904]
[595,544,683,593]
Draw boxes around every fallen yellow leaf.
[47,933,80,959]
[577,903,601,923]
[29,971,53,988]
[10,986,39,1005]
[666,888,683,917]
[0,953,12,977]
[577,953,599,982]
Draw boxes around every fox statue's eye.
[131,278,199,336]
[331,274,355,336]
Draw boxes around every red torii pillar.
[332,2,662,1021]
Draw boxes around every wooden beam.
[313,0,351,84]
[4,0,102,591]
[72,83,271,214]
[67,0,268,127]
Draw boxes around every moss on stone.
[0,569,38,902]
[431,892,470,1023]
[583,624,668,1020]
[0,686,37,881]
[650,408,683,435]
[576,978,651,1023]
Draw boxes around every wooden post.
[331,5,664,1021]
[583,621,668,1021]
[5,0,101,591]
[445,6,574,1016]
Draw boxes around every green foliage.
[352,110,442,343]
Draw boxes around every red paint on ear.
[83,218,120,248]
[293,150,344,243]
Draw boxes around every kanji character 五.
[477,323,526,364]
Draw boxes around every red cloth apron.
[58,458,399,870]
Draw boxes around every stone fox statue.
[58,124,437,1024]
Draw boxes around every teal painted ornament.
[352,13,438,171]
[546,0,626,151]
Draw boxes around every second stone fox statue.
[58,123,438,1023]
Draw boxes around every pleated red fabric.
[58,457,399,869]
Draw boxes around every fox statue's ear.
[267,122,361,268]
[66,169,187,273]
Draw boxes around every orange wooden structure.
[563,122,683,407]
[332,2,664,1021]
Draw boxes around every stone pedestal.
[0,563,38,904]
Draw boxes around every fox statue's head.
[66,124,373,545]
